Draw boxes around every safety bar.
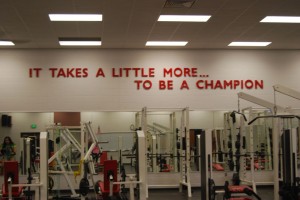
[248,115,300,125]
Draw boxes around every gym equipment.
[99,130,147,200]
[79,162,90,196]
[97,151,108,172]
[23,168,35,200]
[147,124,166,173]
[274,84,300,103]
[238,92,286,114]
[272,84,300,200]
[1,161,24,199]
[220,111,262,200]
[47,125,81,198]
[223,181,261,200]
[212,129,225,171]
[178,108,192,197]
[95,160,120,199]
[212,163,224,171]
[2,132,49,200]
[208,178,216,200]
[92,128,146,200]
[200,129,213,200]
[142,107,191,196]
[20,132,42,175]
[145,120,175,173]
[238,91,288,198]
[139,108,178,174]
[129,130,147,199]
[249,115,300,200]
[205,110,262,200]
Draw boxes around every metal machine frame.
[272,84,300,200]
[200,129,213,200]
[141,107,191,197]
[178,107,192,197]
[47,126,82,198]
[238,92,281,200]
[240,85,300,200]
[7,132,48,200]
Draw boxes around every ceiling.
[1,0,300,49]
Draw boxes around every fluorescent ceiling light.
[0,41,15,46]
[49,14,102,21]
[59,41,101,46]
[228,42,271,47]
[146,41,188,46]
[158,15,211,22]
[261,16,300,23]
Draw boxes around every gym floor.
[121,165,274,199]
[50,186,273,199]
[147,186,273,199]
[50,165,274,199]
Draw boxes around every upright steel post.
[179,108,191,197]
[40,132,48,199]
[272,118,280,200]
[137,130,147,199]
[141,107,148,198]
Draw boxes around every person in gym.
[0,136,16,161]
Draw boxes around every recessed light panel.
[59,41,102,46]
[158,15,211,22]
[146,41,188,46]
[59,38,102,46]
[49,14,102,21]
[228,42,271,47]
[261,16,300,23]
[0,41,15,46]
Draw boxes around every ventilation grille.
[164,0,196,8]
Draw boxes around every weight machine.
[178,108,192,197]
[20,132,41,175]
[206,92,277,200]
[238,92,281,178]
[235,92,288,199]
[238,85,300,200]
[202,127,261,200]
[147,123,172,173]
[248,115,300,200]
[212,129,225,171]
[81,122,147,200]
[223,111,261,200]
[200,129,213,200]
[47,125,82,198]
[2,132,48,200]
[272,84,300,200]
[94,130,147,200]
[79,122,102,199]
[141,107,191,197]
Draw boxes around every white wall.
[0,49,300,112]
[81,111,136,133]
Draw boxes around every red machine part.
[161,164,171,172]
[228,185,253,193]
[212,163,224,171]
[98,160,120,198]
[99,151,108,167]
[2,161,24,198]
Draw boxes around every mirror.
[0,110,244,175]
[244,110,273,171]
